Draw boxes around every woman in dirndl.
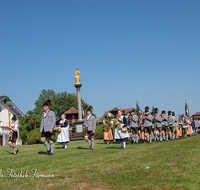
[114,109,130,149]
[57,114,70,149]
[103,113,114,144]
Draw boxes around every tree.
[151,106,155,115]
[33,89,89,118]
[135,101,141,117]
[19,110,42,144]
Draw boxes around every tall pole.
[75,84,83,121]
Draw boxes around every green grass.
[1,135,200,190]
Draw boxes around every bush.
[27,128,42,144]
[27,128,59,144]
[82,124,104,139]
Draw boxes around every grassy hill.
[1,135,200,190]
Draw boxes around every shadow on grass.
[38,151,46,154]
[104,147,122,149]
[5,151,14,154]
[77,147,90,150]
[56,147,64,149]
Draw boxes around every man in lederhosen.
[40,100,56,156]
[143,106,153,144]
[8,115,19,155]
[84,105,96,150]
[161,110,169,141]
[168,111,174,140]
[129,109,139,144]
[153,108,162,142]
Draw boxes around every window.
[0,121,2,126]
[0,106,1,112]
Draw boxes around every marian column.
[74,68,84,132]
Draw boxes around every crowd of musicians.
[103,106,200,149]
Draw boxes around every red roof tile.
[65,107,78,114]
[192,112,200,116]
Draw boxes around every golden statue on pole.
[75,67,81,85]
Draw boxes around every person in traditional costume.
[57,114,70,149]
[181,114,188,138]
[129,109,139,144]
[161,110,169,141]
[114,109,130,148]
[8,115,19,155]
[138,111,143,141]
[172,112,179,140]
[190,117,195,135]
[103,113,114,144]
[84,105,96,150]
[194,118,199,135]
[153,108,162,142]
[168,111,174,140]
[151,111,155,142]
[143,106,153,144]
[40,100,56,156]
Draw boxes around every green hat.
[131,108,135,113]
[43,102,49,107]
[154,108,158,114]
[42,99,52,107]
[12,115,16,121]
[145,106,149,113]
[86,105,93,112]
[168,111,171,115]
[161,110,166,114]
[172,112,175,116]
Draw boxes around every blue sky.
[0,0,199,118]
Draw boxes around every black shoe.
[48,152,54,156]
[45,150,50,155]
[16,149,19,154]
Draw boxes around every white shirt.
[11,122,18,131]
[87,114,91,120]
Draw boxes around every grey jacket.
[168,116,174,127]
[86,115,96,131]
[162,116,168,126]
[130,115,138,128]
[173,117,179,127]
[154,115,162,128]
[144,114,152,127]
[195,120,199,128]
[40,110,56,132]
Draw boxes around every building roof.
[0,96,24,118]
[98,117,103,124]
[65,107,78,115]
[192,112,200,116]
[110,107,119,112]
[0,96,6,101]
[110,107,134,115]
[123,108,135,115]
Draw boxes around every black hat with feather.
[86,105,93,112]
[43,99,52,107]
[145,106,149,113]
[161,110,166,114]
[168,111,171,116]
[154,108,158,114]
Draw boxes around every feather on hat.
[87,105,93,111]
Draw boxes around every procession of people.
[8,99,199,155]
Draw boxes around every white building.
[0,96,24,146]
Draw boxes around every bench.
[70,132,83,141]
